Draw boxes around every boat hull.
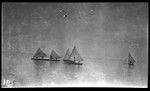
[63,60,83,65]
[31,58,50,61]
[49,59,60,62]
[31,58,60,62]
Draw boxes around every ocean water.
[2,51,147,87]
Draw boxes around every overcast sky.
[2,3,148,63]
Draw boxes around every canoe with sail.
[127,52,136,76]
[128,52,136,66]
[49,50,61,61]
[63,46,84,65]
[31,48,49,61]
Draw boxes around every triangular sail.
[33,48,47,58]
[63,48,71,60]
[69,46,84,62]
[50,50,61,59]
[128,52,135,65]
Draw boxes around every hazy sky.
[2,3,148,62]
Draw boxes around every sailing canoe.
[128,52,136,66]
[63,46,84,65]
[49,50,61,61]
[31,48,49,61]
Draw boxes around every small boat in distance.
[63,46,84,65]
[31,48,49,61]
[128,52,136,66]
[127,52,136,76]
[49,50,61,61]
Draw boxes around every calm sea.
[2,51,147,87]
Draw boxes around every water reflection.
[31,58,147,87]
[63,63,82,80]
[47,61,62,83]
[49,61,60,71]
[127,65,141,84]
[128,65,134,77]
[33,59,83,85]
[2,51,147,87]
[33,60,47,86]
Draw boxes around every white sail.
[69,46,84,62]
[50,50,61,60]
[128,52,135,65]
[33,48,47,58]
[63,48,71,60]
